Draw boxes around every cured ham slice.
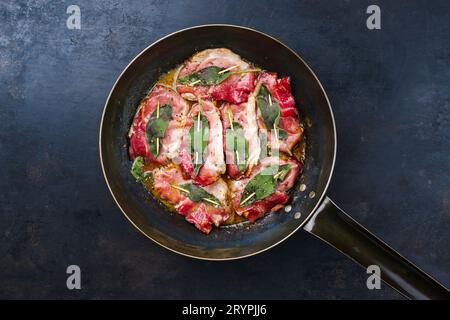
[129,85,189,164]
[176,48,257,105]
[152,165,229,234]
[179,100,226,186]
[255,72,303,155]
[230,156,300,222]
[221,96,260,179]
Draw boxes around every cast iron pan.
[99,24,450,299]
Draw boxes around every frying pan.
[99,24,450,299]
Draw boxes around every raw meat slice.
[129,85,189,164]
[230,156,300,222]
[221,96,260,179]
[255,72,303,155]
[152,165,229,234]
[176,48,257,104]
[179,99,226,186]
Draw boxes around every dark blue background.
[1,0,449,299]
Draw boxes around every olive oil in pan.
[157,67,178,87]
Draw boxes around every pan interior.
[100,25,336,259]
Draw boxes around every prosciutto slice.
[179,100,226,186]
[152,165,229,234]
[176,48,257,104]
[255,72,303,154]
[221,96,260,179]
[230,156,300,222]
[128,85,189,164]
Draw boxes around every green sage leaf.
[226,122,249,173]
[146,104,172,158]
[257,84,280,129]
[179,183,221,207]
[240,171,275,206]
[178,66,232,86]
[257,84,291,142]
[130,156,150,182]
[275,164,292,181]
[239,164,292,206]
[189,114,209,176]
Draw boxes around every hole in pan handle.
[303,197,450,300]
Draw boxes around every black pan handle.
[303,197,450,299]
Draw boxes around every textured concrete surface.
[1,0,449,299]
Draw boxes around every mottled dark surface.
[1,0,449,299]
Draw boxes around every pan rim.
[99,23,337,260]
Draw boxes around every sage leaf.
[130,156,150,182]
[239,164,292,206]
[240,172,275,206]
[257,84,280,129]
[178,66,232,86]
[146,104,172,158]
[226,122,248,173]
[179,183,221,207]
[257,84,290,141]
[189,114,209,176]
[275,164,292,181]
